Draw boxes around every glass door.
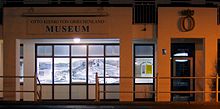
[134,44,154,101]
[172,57,194,101]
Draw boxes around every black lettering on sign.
[45,25,90,33]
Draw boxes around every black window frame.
[133,44,155,101]
[20,44,24,84]
[35,43,120,100]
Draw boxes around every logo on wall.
[179,9,195,32]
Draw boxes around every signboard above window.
[26,17,109,35]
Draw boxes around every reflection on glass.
[37,46,52,56]
[71,45,87,56]
[54,58,70,84]
[88,58,104,84]
[72,58,87,83]
[106,46,120,56]
[37,58,52,84]
[89,45,104,56]
[20,59,24,82]
[135,58,153,83]
[105,58,120,84]
[54,45,69,56]
[135,46,153,56]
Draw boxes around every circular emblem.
[180,9,195,32]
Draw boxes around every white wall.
[20,40,35,101]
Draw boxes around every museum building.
[0,0,220,103]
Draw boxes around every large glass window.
[36,44,120,85]
[134,45,154,83]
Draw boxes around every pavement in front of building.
[0,101,219,109]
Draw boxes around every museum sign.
[27,17,108,35]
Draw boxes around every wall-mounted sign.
[179,9,195,32]
[27,17,109,35]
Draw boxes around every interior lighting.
[73,38,81,43]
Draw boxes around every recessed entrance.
[171,43,195,101]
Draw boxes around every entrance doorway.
[171,43,195,101]
[133,44,155,101]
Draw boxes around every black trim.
[52,45,54,100]
[103,45,106,99]
[69,45,71,100]
[20,44,24,84]
[86,44,89,100]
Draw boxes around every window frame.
[35,43,120,85]
[134,44,155,84]
[20,44,24,84]
[133,44,155,101]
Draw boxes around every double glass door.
[172,57,194,101]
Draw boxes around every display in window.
[88,58,104,83]
[135,58,153,83]
[54,58,70,84]
[105,58,120,84]
[36,44,120,85]
[72,58,87,83]
[37,58,52,84]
